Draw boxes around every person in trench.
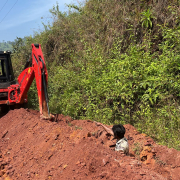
[95,122,129,155]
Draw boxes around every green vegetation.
[133,142,143,156]
[0,41,13,51]
[10,0,180,150]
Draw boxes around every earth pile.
[0,108,180,179]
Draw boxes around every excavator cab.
[0,51,16,88]
[0,51,16,113]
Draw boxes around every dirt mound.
[0,108,180,180]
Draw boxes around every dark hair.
[112,124,125,139]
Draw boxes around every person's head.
[112,124,125,139]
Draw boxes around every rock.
[0,170,5,177]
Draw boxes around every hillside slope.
[0,109,180,179]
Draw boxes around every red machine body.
[0,44,50,119]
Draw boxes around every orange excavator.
[0,44,52,119]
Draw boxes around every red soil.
[0,108,180,180]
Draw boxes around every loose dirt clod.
[0,108,180,179]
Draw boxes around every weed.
[141,9,154,29]
[75,126,82,130]
[68,122,73,127]
[154,157,166,166]
[133,143,143,156]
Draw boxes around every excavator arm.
[9,44,51,119]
